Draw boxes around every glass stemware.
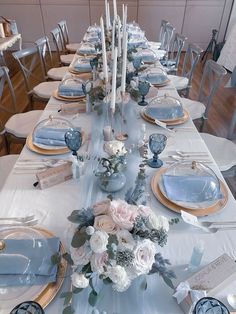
[138,80,150,106]
[133,56,142,75]
[65,129,82,158]
[90,57,99,81]
[147,133,167,168]
[82,80,93,113]
[193,297,230,314]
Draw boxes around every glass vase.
[98,172,126,192]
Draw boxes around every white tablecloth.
[1,65,236,314]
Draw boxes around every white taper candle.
[111,47,118,112]
[121,31,127,93]
[100,17,108,82]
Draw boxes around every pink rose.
[94,215,120,234]
[93,199,111,216]
[90,252,108,274]
[70,241,92,266]
[110,199,138,230]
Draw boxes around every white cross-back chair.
[0,66,42,153]
[51,27,75,66]
[168,43,203,97]
[12,46,60,107]
[201,109,236,173]
[149,20,170,49]
[0,119,19,190]
[58,20,81,53]
[182,60,227,131]
[161,23,175,52]
[35,36,68,81]
[161,33,187,74]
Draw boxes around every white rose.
[107,265,131,292]
[130,80,137,89]
[94,215,119,234]
[110,199,138,230]
[132,239,156,276]
[90,252,108,274]
[148,213,169,232]
[103,140,127,156]
[116,229,135,250]
[70,241,92,266]
[90,230,109,254]
[71,273,89,289]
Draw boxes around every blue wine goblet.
[65,129,82,158]
[133,57,142,75]
[138,80,150,106]
[147,133,167,168]
[193,297,230,314]
[10,301,45,314]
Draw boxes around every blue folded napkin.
[146,107,184,120]
[79,45,96,54]
[162,174,222,203]
[33,127,69,147]
[0,237,60,286]
[133,51,155,63]
[73,60,92,72]
[58,83,84,97]
[140,73,167,85]
[160,59,176,67]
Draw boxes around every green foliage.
[88,290,98,307]
[51,252,61,265]
[62,253,74,265]
[71,229,89,248]
[62,306,75,314]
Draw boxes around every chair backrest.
[169,33,187,69]
[227,108,236,140]
[58,20,69,49]
[0,66,17,114]
[198,60,227,118]
[12,46,44,97]
[161,23,175,51]
[159,20,169,44]
[35,36,53,78]
[181,43,203,88]
[50,27,65,64]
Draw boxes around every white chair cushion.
[0,154,19,190]
[201,133,236,171]
[168,75,189,90]
[47,66,68,81]
[5,110,43,138]
[60,54,75,65]
[66,43,81,52]
[181,97,206,120]
[33,81,60,99]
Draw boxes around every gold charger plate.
[34,227,67,309]
[151,167,228,217]
[140,109,189,126]
[52,90,85,102]
[26,132,85,155]
[68,67,92,75]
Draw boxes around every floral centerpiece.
[59,198,177,313]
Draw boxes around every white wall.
[226,0,236,38]
[0,0,233,49]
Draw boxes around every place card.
[174,253,236,313]
[36,162,73,189]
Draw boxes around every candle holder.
[82,80,93,113]
[115,91,128,141]
[90,57,98,81]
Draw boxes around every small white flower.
[71,273,89,289]
[86,226,95,235]
[103,140,127,156]
[148,214,169,232]
[130,80,137,89]
[90,230,109,254]
[107,265,131,292]
[116,230,135,250]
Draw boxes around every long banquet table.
[1,45,236,314]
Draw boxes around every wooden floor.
[0,51,235,148]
